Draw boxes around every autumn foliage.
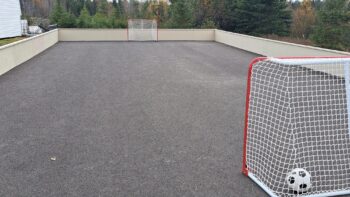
[291,0,316,39]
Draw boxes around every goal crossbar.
[269,58,350,66]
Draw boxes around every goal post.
[243,56,350,197]
[127,19,158,41]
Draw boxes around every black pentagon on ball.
[299,171,306,177]
[288,176,295,184]
[300,184,307,189]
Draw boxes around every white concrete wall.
[59,29,349,56]
[58,28,215,41]
[158,29,214,41]
[59,29,128,41]
[0,0,22,38]
[0,29,58,75]
[128,29,157,41]
[215,29,350,57]
[1,28,349,77]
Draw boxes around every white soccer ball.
[285,168,312,193]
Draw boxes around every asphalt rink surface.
[0,41,268,196]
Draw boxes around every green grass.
[0,37,26,47]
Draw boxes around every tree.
[157,1,170,25]
[201,19,216,28]
[50,0,76,28]
[112,0,118,8]
[235,0,292,36]
[311,0,350,51]
[91,13,111,28]
[77,5,92,28]
[118,0,126,18]
[312,0,324,10]
[129,0,141,18]
[113,3,121,19]
[291,0,316,38]
[168,0,193,28]
[110,5,127,28]
[67,0,85,17]
[86,0,97,16]
[97,0,109,16]
[192,0,215,28]
[210,0,225,29]
[50,0,64,24]
[140,1,151,19]
[291,0,301,9]
[219,0,238,31]
[59,12,77,28]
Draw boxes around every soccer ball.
[285,168,311,193]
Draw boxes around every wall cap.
[0,29,58,50]
[215,29,350,55]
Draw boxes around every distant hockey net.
[128,19,158,41]
[243,57,350,197]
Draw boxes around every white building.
[0,0,22,39]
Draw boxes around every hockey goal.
[243,57,350,197]
[127,19,158,41]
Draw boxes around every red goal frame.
[242,57,267,176]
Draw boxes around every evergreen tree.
[129,0,141,18]
[192,0,214,28]
[201,19,217,28]
[91,0,111,28]
[168,0,193,28]
[291,0,301,9]
[235,0,292,36]
[87,0,97,15]
[59,12,77,28]
[50,0,76,28]
[113,4,121,19]
[219,0,238,31]
[118,0,125,18]
[311,0,350,51]
[97,0,109,16]
[312,0,323,10]
[85,0,92,15]
[77,5,92,28]
[91,13,111,28]
[111,5,124,28]
[113,5,128,28]
[112,0,118,8]
[50,0,64,24]
[211,0,225,28]
[67,0,85,17]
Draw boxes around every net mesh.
[128,19,157,41]
[246,58,350,196]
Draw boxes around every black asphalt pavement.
[0,42,264,197]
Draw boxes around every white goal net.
[128,19,157,41]
[243,57,350,197]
